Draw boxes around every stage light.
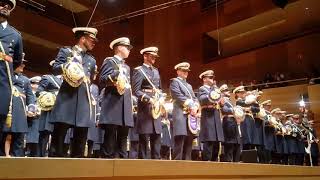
[299,96,305,107]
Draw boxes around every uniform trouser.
[0,115,4,155]
[101,124,129,159]
[255,145,266,163]
[173,135,193,160]
[50,122,88,158]
[139,133,161,159]
[2,132,25,157]
[38,131,50,157]
[202,141,220,161]
[192,149,201,161]
[264,149,273,164]
[295,153,305,165]
[243,144,255,150]
[87,140,94,158]
[223,143,241,162]
[287,154,296,165]
[271,152,282,164]
[305,154,319,166]
[129,141,139,159]
[161,145,170,160]
[26,143,38,157]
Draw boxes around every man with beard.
[49,27,98,158]
[198,70,224,161]
[132,47,162,159]
[0,0,23,148]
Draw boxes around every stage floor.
[0,158,320,180]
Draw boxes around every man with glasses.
[198,70,224,161]
[49,27,98,158]
[0,0,23,147]
[132,47,162,159]
[99,37,134,158]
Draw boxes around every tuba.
[62,46,86,88]
[151,90,167,119]
[37,91,57,111]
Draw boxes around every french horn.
[37,91,57,111]
[62,46,86,88]
[116,65,130,95]
[151,90,167,119]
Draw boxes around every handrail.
[243,78,309,89]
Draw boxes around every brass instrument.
[116,65,128,95]
[137,67,166,119]
[27,104,41,117]
[113,61,130,95]
[62,46,86,88]
[151,90,167,119]
[208,88,221,103]
[257,107,267,120]
[37,91,57,111]
[183,99,200,135]
[234,105,245,123]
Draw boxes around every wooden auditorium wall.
[9,6,74,75]
[9,2,145,76]
[143,0,319,89]
[205,33,320,85]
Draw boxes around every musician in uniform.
[132,47,162,159]
[25,76,41,157]
[1,57,36,157]
[305,121,319,166]
[99,37,134,158]
[220,84,241,162]
[0,0,23,145]
[198,70,224,161]
[160,105,172,160]
[261,100,275,163]
[128,96,139,159]
[284,114,297,165]
[36,60,63,157]
[252,91,265,163]
[86,66,100,158]
[270,108,283,164]
[233,86,256,151]
[292,114,306,165]
[49,27,98,158]
[169,62,199,160]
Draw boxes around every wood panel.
[259,84,308,113]
[308,85,320,127]
[0,158,320,180]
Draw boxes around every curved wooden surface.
[0,158,320,180]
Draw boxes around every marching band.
[0,0,318,166]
